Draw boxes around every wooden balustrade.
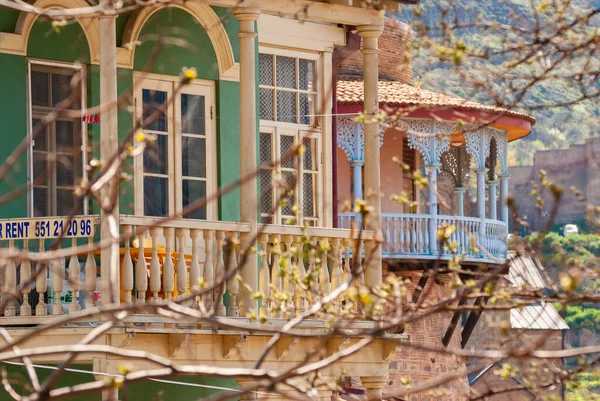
[259,225,373,319]
[339,213,507,261]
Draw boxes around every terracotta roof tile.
[337,78,536,124]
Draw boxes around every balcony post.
[351,159,364,202]
[425,163,440,253]
[498,174,510,225]
[99,11,120,304]
[234,6,260,316]
[455,187,466,217]
[357,24,383,288]
[488,180,498,220]
[475,168,488,241]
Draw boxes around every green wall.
[0,5,251,224]
[1,364,240,401]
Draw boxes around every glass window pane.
[260,169,272,216]
[303,173,316,218]
[56,120,78,152]
[182,136,206,178]
[299,93,314,125]
[259,88,274,121]
[31,71,49,107]
[276,56,296,89]
[32,119,47,151]
[281,171,295,216]
[299,59,314,91]
[259,54,273,86]
[181,94,205,135]
[33,188,47,217]
[32,152,47,186]
[276,91,296,123]
[143,134,168,174]
[142,89,168,132]
[303,138,317,171]
[56,155,75,187]
[182,180,206,219]
[52,72,77,108]
[57,189,81,216]
[260,133,272,165]
[280,135,295,168]
[144,176,168,216]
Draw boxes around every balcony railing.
[0,215,373,325]
[339,212,508,262]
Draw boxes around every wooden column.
[488,180,498,220]
[99,12,119,304]
[234,6,260,315]
[455,187,466,217]
[498,174,510,226]
[357,24,383,288]
[475,168,488,241]
[425,163,440,253]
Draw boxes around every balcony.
[0,215,377,325]
[339,212,508,263]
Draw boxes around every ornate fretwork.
[336,116,384,163]
[440,146,470,187]
[491,129,508,175]
[465,127,493,169]
[402,119,453,165]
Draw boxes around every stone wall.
[508,138,600,231]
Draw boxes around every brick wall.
[384,270,469,401]
[339,18,414,84]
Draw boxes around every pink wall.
[336,128,420,214]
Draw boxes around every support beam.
[99,12,119,304]
[361,377,387,400]
[461,296,485,348]
[357,24,383,289]
[442,297,467,347]
[234,6,260,316]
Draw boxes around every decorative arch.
[2,0,100,62]
[122,3,238,80]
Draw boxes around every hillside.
[397,0,600,166]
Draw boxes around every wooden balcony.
[338,212,508,263]
[0,215,377,326]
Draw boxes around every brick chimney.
[339,17,414,84]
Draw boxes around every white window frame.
[259,47,323,226]
[133,72,217,220]
[26,59,88,217]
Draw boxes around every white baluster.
[4,240,16,317]
[270,234,282,318]
[294,235,306,314]
[68,238,80,314]
[121,226,134,305]
[149,227,162,303]
[36,240,48,316]
[189,229,202,307]
[20,239,32,316]
[331,238,342,309]
[226,232,240,317]
[410,217,417,253]
[259,234,270,318]
[392,217,398,254]
[417,218,424,254]
[282,235,295,318]
[215,230,226,317]
[135,228,148,304]
[319,239,330,300]
[163,227,175,302]
[202,230,215,311]
[424,217,430,254]
[51,253,64,315]
[398,217,404,253]
[176,229,188,302]
[384,217,391,253]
